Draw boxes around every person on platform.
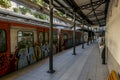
[101,46,106,65]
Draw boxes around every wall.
[106,0,120,73]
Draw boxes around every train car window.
[39,32,44,45]
[0,30,7,53]
[18,31,34,49]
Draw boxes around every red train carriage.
[10,22,38,70]
[0,20,52,76]
[59,29,73,51]
[75,31,82,45]
[0,20,11,77]
[53,28,59,53]
[0,19,82,77]
[37,27,58,58]
[59,29,82,51]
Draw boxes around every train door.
[53,29,58,54]
[43,28,49,57]
[10,26,37,69]
[62,31,68,50]
[69,31,73,48]
[75,32,80,45]
[64,33,69,49]
[39,32,44,46]
[17,30,36,69]
[0,23,10,76]
[59,30,64,51]
[38,28,44,59]
[45,29,49,44]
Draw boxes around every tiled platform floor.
[0,43,108,80]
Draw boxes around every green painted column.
[82,23,84,49]
[47,0,55,73]
[73,12,76,55]
[87,26,89,45]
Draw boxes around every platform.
[0,43,108,80]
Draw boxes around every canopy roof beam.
[90,0,100,26]
[79,0,105,10]
[64,0,93,25]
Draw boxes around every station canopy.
[44,0,109,27]
[11,0,110,27]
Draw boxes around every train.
[0,18,89,77]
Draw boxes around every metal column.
[82,24,84,49]
[90,28,92,44]
[47,0,55,73]
[73,12,76,55]
[87,26,89,45]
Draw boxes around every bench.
[106,70,119,80]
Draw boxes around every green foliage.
[19,7,31,15]
[13,7,33,15]
[33,12,39,18]
[56,10,65,17]
[33,12,47,20]
[30,0,43,6]
[13,8,19,13]
[26,8,33,15]
[39,14,47,20]
[19,7,27,15]
[12,3,47,20]
[43,2,49,8]
[36,0,43,6]
[0,0,11,8]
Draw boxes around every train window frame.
[0,29,7,53]
[17,31,34,49]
